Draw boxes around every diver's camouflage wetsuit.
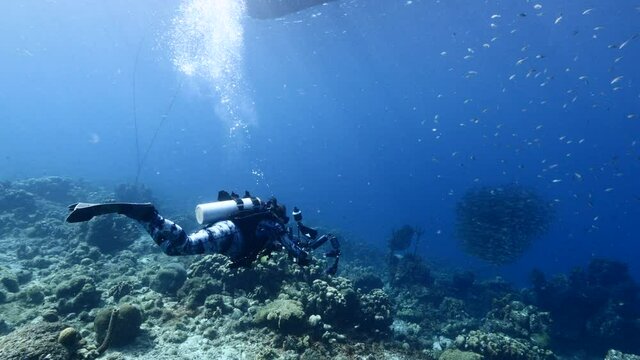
[140,209,310,267]
[66,195,339,273]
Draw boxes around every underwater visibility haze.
[0,1,639,359]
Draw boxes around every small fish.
[619,34,638,50]
[491,14,501,19]
[627,113,637,119]
[574,172,583,180]
[552,179,562,183]
[554,15,563,24]
[88,133,100,144]
[534,4,543,10]
[516,58,527,65]
[582,8,593,15]
[619,39,630,49]
[509,74,516,80]
[611,76,623,85]
[604,188,614,192]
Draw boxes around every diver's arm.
[279,229,310,265]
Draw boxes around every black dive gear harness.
[215,191,340,274]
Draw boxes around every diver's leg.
[140,214,242,257]
[66,202,242,257]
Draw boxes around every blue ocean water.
[0,0,638,285]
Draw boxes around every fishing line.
[132,39,143,180]
[99,3,180,186]
[134,82,183,185]
[131,38,183,185]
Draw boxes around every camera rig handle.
[290,207,341,275]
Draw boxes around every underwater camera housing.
[195,193,263,225]
[291,206,341,272]
[291,207,318,240]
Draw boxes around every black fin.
[66,202,120,223]
[66,202,155,223]
[217,190,232,201]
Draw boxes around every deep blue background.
[1,0,638,284]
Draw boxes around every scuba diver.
[245,0,338,19]
[66,191,340,274]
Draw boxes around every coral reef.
[0,322,71,360]
[56,276,102,314]
[0,177,635,360]
[482,299,551,346]
[0,186,36,215]
[439,349,483,360]
[352,272,384,293]
[388,224,416,252]
[606,350,640,360]
[94,304,143,347]
[528,258,640,355]
[58,326,82,349]
[456,185,553,264]
[453,330,555,360]
[12,176,76,203]
[0,267,20,293]
[388,253,434,288]
[358,288,394,334]
[79,214,143,253]
[254,298,306,333]
[150,263,187,295]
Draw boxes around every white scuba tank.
[195,197,263,225]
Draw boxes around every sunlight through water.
[169,0,255,144]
